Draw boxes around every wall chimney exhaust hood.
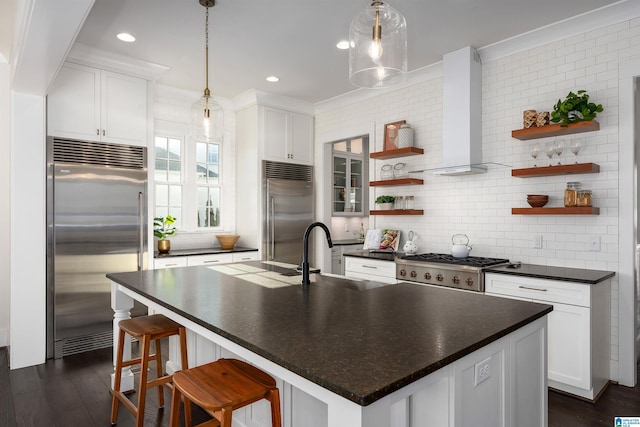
[433,46,485,176]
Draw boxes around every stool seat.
[111,314,189,427]
[118,313,183,338]
[170,358,281,427]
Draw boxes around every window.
[154,131,225,232]
[154,136,183,228]
[196,141,221,228]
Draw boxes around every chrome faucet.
[302,222,333,285]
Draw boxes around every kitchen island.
[108,261,552,427]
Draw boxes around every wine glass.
[544,141,555,166]
[569,138,584,163]
[529,143,540,167]
[553,139,565,165]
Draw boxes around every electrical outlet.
[588,234,601,252]
[344,223,349,232]
[532,234,542,249]
[474,356,492,386]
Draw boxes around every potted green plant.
[550,90,603,127]
[375,195,395,210]
[154,215,177,253]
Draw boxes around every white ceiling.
[75,0,621,104]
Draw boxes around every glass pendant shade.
[349,1,407,88]
[191,93,224,143]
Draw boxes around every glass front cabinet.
[332,137,368,216]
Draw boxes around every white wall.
[315,17,640,383]
[0,61,11,347]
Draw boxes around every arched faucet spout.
[302,222,333,285]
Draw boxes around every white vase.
[377,203,393,210]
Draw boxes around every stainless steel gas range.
[396,253,510,292]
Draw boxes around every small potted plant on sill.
[154,215,177,253]
[375,195,395,210]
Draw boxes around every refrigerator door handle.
[269,196,275,260]
[138,192,144,270]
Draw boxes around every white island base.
[111,282,548,427]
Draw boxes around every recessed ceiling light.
[266,76,280,83]
[336,40,349,50]
[117,33,136,43]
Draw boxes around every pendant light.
[191,0,224,143]
[349,1,407,88]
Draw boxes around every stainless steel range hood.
[433,46,485,176]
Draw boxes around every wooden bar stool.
[111,314,189,427]
[169,358,282,427]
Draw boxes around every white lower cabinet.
[154,251,258,269]
[153,257,187,269]
[344,256,397,284]
[232,251,259,262]
[485,273,611,400]
[331,244,362,275]
[187,253,233,266]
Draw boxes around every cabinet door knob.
[102,129,106,136]
[96,129,100,135]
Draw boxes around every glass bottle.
[564,182,581,207]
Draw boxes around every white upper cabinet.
[48,63,147,147]
[262,106,313,165]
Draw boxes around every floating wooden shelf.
[511,120,599,140]
[512,207,600,215]
[512,162,600,177]
[370,178,424,186]
[370,209,424,216]
[370,147,424,160]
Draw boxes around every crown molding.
[232,89,315,115]
[479,0,640,63]
[67,43,170,81]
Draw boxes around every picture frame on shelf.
[384,120,406,151]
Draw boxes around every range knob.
[436,273,444,282]
[399,269,407,277]
[424,272,432,280]
[466,278,474,287]
[410,270,417,278]
[452,276,460,285]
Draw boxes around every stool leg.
[110,328,126,424]
[136,334,151,427]
[269,388,282,427]
[220,406,233,427]
[169,385,183,427]
[154,338,165,407]
[178,326,191,425]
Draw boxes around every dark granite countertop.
[108,261,551,406]
[485,263,615,284]
[341,249,399,261]
[154,246,258,258]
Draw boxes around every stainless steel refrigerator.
[262,161,313,265]
[46,137,148,359]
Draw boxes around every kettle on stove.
[403,231,418,254]
[451,233,472,258]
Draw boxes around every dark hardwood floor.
[1,345,639,426]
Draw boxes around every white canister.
[397,124,414,148]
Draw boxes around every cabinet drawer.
[154,257,188,269]
[344,257,396,278]
[485,273,591,307]
[187,254,233,266]
[232,252,259,262]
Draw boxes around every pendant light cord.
[204,6,210,96]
